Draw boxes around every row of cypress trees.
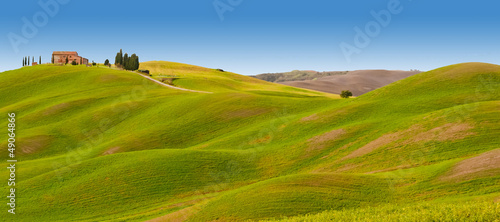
[22,56,41,66]
[114,49,139,71]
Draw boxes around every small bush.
[340,90,353,98]
[71,60,77,66]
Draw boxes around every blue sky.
[1,0,499,74]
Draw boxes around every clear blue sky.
[1,0,499,74]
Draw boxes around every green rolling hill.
[0,62,499,222]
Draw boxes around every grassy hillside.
[0,63,337,222]
[139,61,335,96]
[186,62,500,221]
[263,201,500,222]
[0,62,499,221]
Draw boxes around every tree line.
[22,56,41,66]
[114,49,139,71]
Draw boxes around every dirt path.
[136,72,213,94]
[99,65,212,93]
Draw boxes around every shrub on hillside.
[341,90,353,98]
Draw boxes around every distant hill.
[251,70,348,83]
[254,70,422,96]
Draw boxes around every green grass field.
[0,62,499,221]
[262,201,500,222]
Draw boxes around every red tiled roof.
[53,51,78,55]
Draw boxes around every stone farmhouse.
[52,51,89,65]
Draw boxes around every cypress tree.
[128,54,135,71]
[39,56,41,65]
[28,56,30,66]
[32,57,34,64]
[113,50,139,70]
[115,49,123,67]
[23,57,25,66]
[123,53,129,70]
[115,52,120,65]
[120,49,123,65]
[135,55,140,70]
[130,54,139,71]
[52,55,54,64]
[65,56,68,64]
[115,55,118,65]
